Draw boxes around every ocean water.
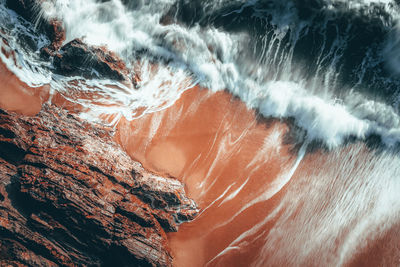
[1,0,400,266]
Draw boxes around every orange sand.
[115,87,299,266]
[0,61,49,115]
[115,87,400,266]
[1,56,399,266]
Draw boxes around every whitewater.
[1,0,400,266]
[1,0,400,147]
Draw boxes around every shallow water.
[115,87,400,267]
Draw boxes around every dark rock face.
[0,105,198,266]
[7,0,131,82]
[39,19,66,60]
[52,39,129,81]
[47,19,66,51]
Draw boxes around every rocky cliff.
[0,105,198,266]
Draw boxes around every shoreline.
[1,56,399,266]
[0,59,299,265]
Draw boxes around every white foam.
[2,0,400,147]
[252,144,400,266]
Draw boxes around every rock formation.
[52,39,129,81]
[0,105,198,266]
[6,0,132,83]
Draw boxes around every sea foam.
[2,0,400,147]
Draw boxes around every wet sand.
[1,59,399,267]
[0,59,97,115]
[115,87,400,267]
[0,61,49,115]
[115,87,300,266]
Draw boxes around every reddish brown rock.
[0,105,198,266]
[7,0,133,83]
[39,19,66,57]
[52,39,130,81]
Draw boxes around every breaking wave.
[2,0,400,147]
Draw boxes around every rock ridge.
[0,105,198,266]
